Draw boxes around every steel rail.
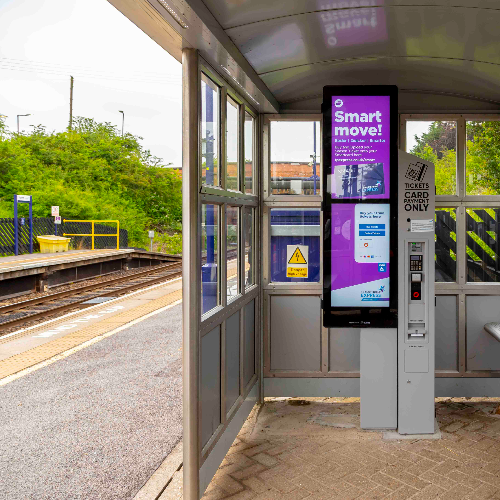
[0,248,237,333]
[0,262,182,332]
[0,261,181,315]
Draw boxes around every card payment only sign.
[287,245,308,278]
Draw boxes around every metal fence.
[436,208,500,283]
[0,218,128,256]
[465,208,500,282]
[435,209,457,282]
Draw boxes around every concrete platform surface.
[174,397,500,500]
[0,248,133,273]
[0,278,182,377]
[0,301,183,500]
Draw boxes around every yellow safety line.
[0,288,182,382]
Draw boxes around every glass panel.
[466,208,500,283]
[201,74,219,187]
[226,205,239,301]
[435,208,456,282]
[243,207,254,288]
[226,96,239,190]
[244,112,254,194]
[270,121,320,195]
[270,208,320,282]
[201,204,219,315]
[406,120,457,195]
[466,121,500,195]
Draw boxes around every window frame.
[226,204,240,304]
[244,111,256,195]
[400,114,500,287]
[401,114,500,378]
[198,59,259,327]
[264,114,323,203]
[200,72,222,190]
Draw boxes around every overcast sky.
[0,0,182,167]
[406,121,433,152]
[0,0,428,169]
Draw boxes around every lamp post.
[17,114,31,134]
[118,110,125,137]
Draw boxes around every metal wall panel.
[270,295,321,371]
[201,326,221,447]
[225,311,240,411]
[244,300,255,386]
[265,377,500,398]
[436,296,458,371]
[265,377,360,397]
[199,383,258,494]
[329,328,360,372]
[466,296,500,371]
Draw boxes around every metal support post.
[28,198,33,254]
[14,195,18,256]
[182,47,201,500]
[313,122,317,195]
[91,221,95,250]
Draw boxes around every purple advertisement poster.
[331,203,390,307]
[331,95,391,200]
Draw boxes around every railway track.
[0,261,182,334]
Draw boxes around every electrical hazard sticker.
[288,247,307,264]
[286,245,308,278]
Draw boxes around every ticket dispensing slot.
[407,243,427,341]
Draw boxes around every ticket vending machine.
[323,86,436,435]
[398,150,435,435]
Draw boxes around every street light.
[17,114,31,134]
[118,110,124,137]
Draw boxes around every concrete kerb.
[134,441,183,500]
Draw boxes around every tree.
[411,121,457,159]
[0,117,182,247]
[466,121,500,195]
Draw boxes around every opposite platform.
[0,248,179,298]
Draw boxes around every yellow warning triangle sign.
[288,247,307,264]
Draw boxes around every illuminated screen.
[323,86,397,326]
[331,95,391,200]
[330,204,390,307]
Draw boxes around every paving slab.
[164,396,500,499]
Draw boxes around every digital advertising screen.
[330,204,390,308]
[323,86,398,328]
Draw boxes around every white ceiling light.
[220,66,260,106]
[157,0,189,29]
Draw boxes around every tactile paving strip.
[0,288,182,380]
[0,280,179,345]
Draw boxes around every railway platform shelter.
[108,1,500,498]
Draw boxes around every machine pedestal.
[360,328,397,430]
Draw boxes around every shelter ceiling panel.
[280,91,500,113]
[201,0,498,30]
[223,6,500,76]
[261,58,500,106]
